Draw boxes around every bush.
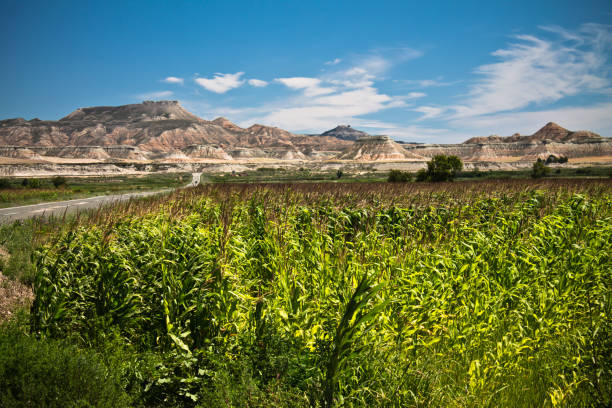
[531,160,550,178]
[545,155,568,164]
[417,155,463,182]
[336,170,343,179]
[51,176,67,188]
[0,328,129,408]
[20,178,42,188]
[0,178,11,189]
[387,170,411,182]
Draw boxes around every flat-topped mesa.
[60,100,203,123]
[320,124,369,141]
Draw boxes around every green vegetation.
[416,154,463,181]
[0,173,191,208]
[532,159,550,178]
[457,165,612,180]
[0,322,130,408]
[387,169,412,182]
[210,168,385,183]
[546,155,568,164]
[1,180,608,407]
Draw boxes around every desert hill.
[0,101,352,160]
[0,101,610,167]
[336,135,424,161]
[320,125,369,141]
[464,122,605,144]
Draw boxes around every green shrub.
[387,170,411,182]
[20,178,42,188]
[52,176,68,188]
[0,328,129,408]
[418,155,463,182]
[531,160,550,178]
[0,178,11,189]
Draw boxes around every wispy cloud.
[195,72,245,93]
[163,76,184,85]
[450,102,612,137]
[396,78,454,87]
[246,52,422,131]
[275,77,336,97]
[137,90,173,99]
[248,78,268,87]
[414,106,445,120]
[451,23,612,118]
[325,58,342,66]
[406,92,426,99]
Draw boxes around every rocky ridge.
[0,102,610,166]
[336,135,424,161]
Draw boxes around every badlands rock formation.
[404,123,612,162]
[336,136,424,161]
[319,125,369,141]
[0,101,610,172]
[0,101,350,161]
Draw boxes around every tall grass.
[22,180,612,406]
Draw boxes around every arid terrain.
[0,100,611,176]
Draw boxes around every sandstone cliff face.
[464,122,605,144]
[0,101,348,160]
[336,136,425,161]
[1,103,610,165]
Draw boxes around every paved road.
[188,172,201,187]
[0,173,201,224]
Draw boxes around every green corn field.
[24,180,612,407]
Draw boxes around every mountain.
[0,101,350,160]
[463,122,606,144]
[211,117,244,132]
[1,103,610,166]
[60,100,203,123]
[320,125,369,141]
[336,135,424,161]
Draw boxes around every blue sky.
[1,0,611,142]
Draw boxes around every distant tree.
[415,169,428,182]
[336,169,343,179]
[52,176,68,188]
[418,155,463,182]
[0,178,11,189]
[21,178,42,188]
[545,154,568,164]
[531,160,550,178]
[387,170,411,182]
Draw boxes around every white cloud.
[450,102,612,137]
[451,24,611,118]
[325,58,342,65]
[407,92,426,99]
[275,77,336,96]
[397,78,454,87]
[163,76,184,85]
[195,72,245,94]
[275,77,321,89]
[137,90,173,99]
[248,78,268,87]
[237,51,426,132]
[414,106,445,120]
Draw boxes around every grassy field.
[0,173,191,208]
[1,179,611,407]
[208,166,612,184]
